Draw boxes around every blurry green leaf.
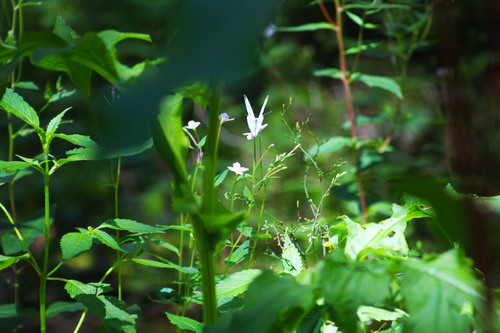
[46,301,85,318]
[281,234,305,276]
[352,73,403,99]
[344,3,411,10]
[132,258,198,274]
[15,81,39,90]
[216,269,262,298]
[64,138,152,161]
[1,216,49,255]
[53,16,80,44]
[277,22,335,32]
[153,93,190,184]
[0,253,29,271]
[314,68,343,80]
[147,237,180,255]
[345,42,381,55]
[309,136,355,156]
[357,305,407,324]
[214,169,229,187]
[319,250,391,333]
[205,271,315,333]
[99,219,164,234]
[166,313,202,333]
[0,41,16,63]
[342,204,409,259]
[0,304,36,332]
[60,232,93,260]
[0,88,40,128]
[400,250,483,332]
[345,11,378,29]
[91,229,125,252]
[224,239,250,267]
[46,107,71,136]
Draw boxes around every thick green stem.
[40,165,50,333]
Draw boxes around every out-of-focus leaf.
[132,258,198,274]
[99,219,164,234]
[314,68,343,80]
[225,239,250,267]
[277,22,335,32]
[46,301,85,318]
[0,253,29,271]
[352,73,403,99]
[400,250,484,332]
[1,216,50,255]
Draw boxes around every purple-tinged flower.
[197,152,204,164]
[219,113,235,123]
[264,24,276,39]
[242,95,269,140]
[185,120,201,130]
[227,162,249,176]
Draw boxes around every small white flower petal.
[185,120,201,130]
[227,162,249,175]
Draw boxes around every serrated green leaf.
[0,253,29,270]
[0,88,40,128]
[99,219,164,234]
[166,312,202,333]
[46,301,85,318]
[46,107,71,136]
[400,250,483,333]
[60,232,93,259]
[353,73,403,99]
[132,258,198,274]
[277,22,335,32]
[65,280,111,298]
[282,234,305,276]
[91,229,125,252]
[216,269,262,298]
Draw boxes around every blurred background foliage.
[0,0,499,331]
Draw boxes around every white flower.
[227,162,249,175]
[242,95,269,140]
[219,113,235,123]
[185,120,201,130]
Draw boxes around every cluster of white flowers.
[184,95,271,176]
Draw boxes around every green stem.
[40,160,50,333]
[112,157,122,301]
[246,181,268,268]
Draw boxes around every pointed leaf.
[277,22,335,32]
[0,253,30,271]
[225,239,250,267]
[281,234,305,276]
[353,73,403,99]
[166,313,202,333]
[46,301,85,318]
[91,229,125,252]
[132,258,198,274]
[99,219,164,234]
[0,88,40,128]
[46,107,71,135]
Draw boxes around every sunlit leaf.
[166,313,202,333]
[0,88,40,129]
[60,232,93,260]
[216,269,262,298]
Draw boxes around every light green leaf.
[166,313,202,333]
[99,219,164,234]
[214,169,229,187]
[353,73,403,99]
[91,229,125,252]
[0,253,29,271]
[64,280,111,298]
[401,250,484,332]
[53,133,99,148]
[46,107,72,135]
[357,305,407,324]
[60,232,93,259]
[308,136,355,156]
[225,239,250,267]
[277,22,335,32]
[216,269,262,298]
[15,81,39,90]
[342,204,409,260]
[46,301,85,317]
[0,88,40,128]
[282,234,305,276]
[314,68,343,80]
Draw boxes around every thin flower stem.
[246,181,267,268]
[112,156,122,301]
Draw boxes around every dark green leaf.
[277,22,335,32]
[353,73,403,99]
[314,68,343,80]
[132,258,198,274]
[0,253,30,271]
[60,232,93,260]
[46,301,85,318]
[1,216,49,255]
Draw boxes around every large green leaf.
[319,250,392,333]
[46,301,85,318]
[205,271,315,333]
[0,88,40,129]
[0,253,30,271]
[400,250,484,333]
[60,232,93,260]
[342,204,409,259]
[216,269,262,298]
